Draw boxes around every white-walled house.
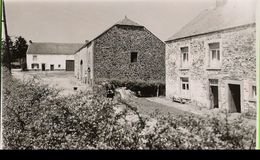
[26,42,83,71]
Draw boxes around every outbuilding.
[26,42,83,71]
[75,16,165,87]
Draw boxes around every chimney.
[29,40,32,44]
[216,0,228,7]
[85,40,89,43]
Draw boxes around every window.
[181,77,189,90]
[209,42,220,67]
[31,63,39,69]
[58,64,61,68]
[181,47,189,67]
[251,86,257,99]
[33,55,37,61]
[131,52,138,63]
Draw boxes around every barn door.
[66,60,75,71]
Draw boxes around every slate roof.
[75,16,143,53]
[27,42,84,55]
[115,16,143,27]
[166,0,256,42]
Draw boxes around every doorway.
[80,60,83,80]
[42,63,45,71]
[210,86,219,108]
[66,60,74,71]
[228,84,241,113]
[209,79,219,109]
[50,64,54,71]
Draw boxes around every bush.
[2,69,256,149]
[96,78,165,97]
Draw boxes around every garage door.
[66,60,74,71]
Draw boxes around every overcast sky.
[4,0,217,43]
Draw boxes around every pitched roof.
[76,16,143,53]
[166,0,256,42]
[115,16,143,27]
[27,42,84,55]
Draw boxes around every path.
[12,69,91,96]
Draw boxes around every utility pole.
[2,0,11,73]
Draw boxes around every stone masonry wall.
[166,24,256,112]
[93,25,165,83]
[75,43,94,85]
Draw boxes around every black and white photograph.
[0,0,259,149]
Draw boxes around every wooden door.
[66,60,74,71]
[42,64,45,71]
[228,84,241,113]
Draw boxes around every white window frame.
[179,44,190,69]
[33,55,37,61]
[181,77,189,91]
[205,39,222,70]
[180,77,190,99]
[180,46,189,68]
[31,63,39,69]
[209,42,221,67]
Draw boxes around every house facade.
[75,17,165,86]
[165,0,257,113]
[27,42,83,71]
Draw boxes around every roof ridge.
[30,42,84,44]
[166,0,256,41]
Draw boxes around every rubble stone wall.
[166,24,256,112]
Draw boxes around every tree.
[13,36,28,70]
[1,36,14,69]
[2,36,28,71]
[13,36,28,61]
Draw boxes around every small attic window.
[131,52,138,63]
[33,55,37,61]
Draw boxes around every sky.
[4,0,217,43]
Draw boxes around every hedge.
[2,68,256,149]
[95,78,165,97]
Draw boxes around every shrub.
[241,108,257,120]
[95,78,165,97]
[2,69,256,149]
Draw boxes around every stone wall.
[93,25,165,83]
[74,42,94,85]
[166,24,256,112]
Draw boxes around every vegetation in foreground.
[2,68,256,149]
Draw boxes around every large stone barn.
[26,42,83,71]
[165,0,257,113]
[74,16,165,87]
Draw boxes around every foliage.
[241,108,257,120]
[2,69,256,149]
[1,36,28,70]
[95,78,165,97]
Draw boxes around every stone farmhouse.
[27,42,83,71]
[74,16,165,86]
[165,0,256,113]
